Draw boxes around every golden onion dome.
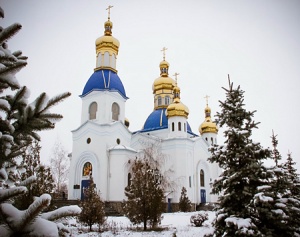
[95,19,120,51]
[199,106,218,134]
[167,98,189,118]
[152,59,175,92]
[166,83,189,118]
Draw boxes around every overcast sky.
[2,0,300,171]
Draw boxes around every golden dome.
[95,19,120,50]
[152,76,175,92]
[167,98,189,118]
[166,83,189,118]
[199,105,218,134]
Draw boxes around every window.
[200,169,205,187]
[165,96,170,105]
[189,176,192,187]
[128,173,131,187]
[112,102,120,121]
[104,52,109,66]
[83,162,92,177]
[96,53,101,67]
[178,122,181,131]
[158,96,162,106]
[89,102,97,120]
[184,123,186,132]
[172,122,175,131]
[211,137,214,145]
[111,53,116,68]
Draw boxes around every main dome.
[81,69,127,98]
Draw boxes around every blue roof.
[81,69,127,98]
[135,108,196,135]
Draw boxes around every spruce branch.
[18,194,51,231]
[0,23,22,45]
[0,186,27,202]
[41,205,81,221]
[39,92,71,114]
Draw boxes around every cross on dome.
[106,5,113,19]
[173,72,179,85]
[204,95,210,106]
[161,47,168,61]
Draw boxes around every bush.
[190,211,208,227]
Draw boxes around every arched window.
[184,123,186,132]
[111,53,116,69]
[128,173,131,187]
[104,52,109,66]
[83,162,92,177]
[96,53,101,67]
[200,169,205,187]
[112,102,120,121]
[158,96,162,106]
[211,137,214,145]
[178,122,181,131]
[89,102,97,120]
[165,96,170,105]
[172,122,175,131]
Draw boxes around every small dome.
[159,60,169,68]
[167,98,189,118]
[199,106,218,134]
[81,69,127,98]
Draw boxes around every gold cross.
[173,72,179,85]
[106,5,113,19]
[204,95,210,106]
[161,47,168,61]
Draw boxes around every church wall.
[69,122,132,200]
[108,148,136,201]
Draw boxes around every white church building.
[68,10,221,212]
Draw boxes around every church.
[68,7,221,212]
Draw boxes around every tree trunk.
[144,219,147,230]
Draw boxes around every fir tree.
[250,131,291,236]
[14,140,56,210]
[78,178,106,231]
[123,158,165,230]
[209,77,270,236]
[0,8,80,236]
[179,187,192,212]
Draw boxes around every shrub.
[190,211,208,227]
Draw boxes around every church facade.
[68,11,221,211]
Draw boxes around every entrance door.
[81,180,91,200]
[200,189,206,203]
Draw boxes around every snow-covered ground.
[67,211,215,236]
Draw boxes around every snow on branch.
[41,205,81,221]
[0,186,27,202]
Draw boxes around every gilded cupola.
[166,74,189,118]
[95,5,120,72]
[199,97,218,134]
[152,47,176,109]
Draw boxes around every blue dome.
[143,109,168,131]
[81,69,127,98]
[135,108,195,135]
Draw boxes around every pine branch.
[18,194,51,231]
[39,92,71,114]
[0,186,27,202]
[41,205,81,221]
[0,23,22,44]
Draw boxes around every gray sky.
[2,0,300,171]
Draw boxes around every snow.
[254,192,273,203]
[41,205,81,221]
[66,211,215,237]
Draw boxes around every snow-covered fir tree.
[0,7,80,236]
[209,77,270,236]
[179,186,192,212]
[78,178,106,232]
[250,131,292,236]
[123,158,165,230]
[14,140,56,210]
